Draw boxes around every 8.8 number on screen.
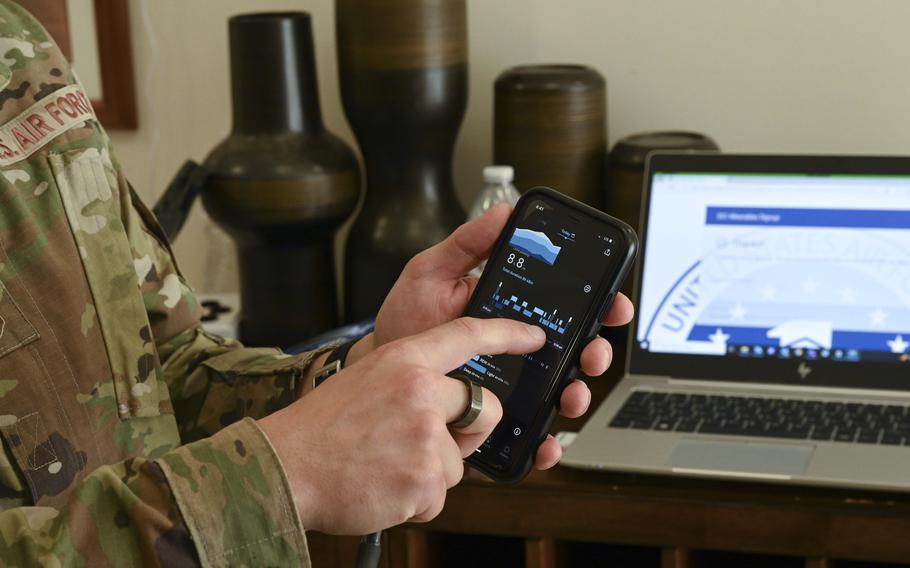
[507,253,526,269]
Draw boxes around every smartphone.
[449,186,638,482]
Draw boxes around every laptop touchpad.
[667,439,814,476]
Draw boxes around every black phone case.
[461,186,638,483]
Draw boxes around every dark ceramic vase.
[336,0,468,322]
[608,131,720,234]
[599,131,719,378]
[494,65,607,208]
[202,12,360,347]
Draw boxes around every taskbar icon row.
[724,344,908,363]
[727,344,858,360]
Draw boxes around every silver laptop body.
[563,153,910,491]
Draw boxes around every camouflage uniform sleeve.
[0,1,318,565]
[0,418,309,567]
[127,187,335,443]
[0,130,320,568]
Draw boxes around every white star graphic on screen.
[759,285,777,300]
[802,279,819,294]
[839,287,856,304]
[869,307,888,326]
[729,303,747,321]
[888,334,910,353]
[708,328,730,344]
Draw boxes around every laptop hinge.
[655,378,910,400]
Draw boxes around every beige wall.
[105,0,910,293]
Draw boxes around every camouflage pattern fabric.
[0,2,325,565]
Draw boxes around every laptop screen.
[631,154,910,388]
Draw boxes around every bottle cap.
[483,165,514,184]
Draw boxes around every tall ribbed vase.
[202,12,361,347]
[337,0,468,322]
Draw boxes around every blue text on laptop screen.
[637,172,910,363]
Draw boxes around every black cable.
[355,531,383,568]
[307,345,383,568]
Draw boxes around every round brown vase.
[337,0,468,322]
[494,64,607,208]
[608,131,720,234]
[598,131,719,381]
[202,12,360,347]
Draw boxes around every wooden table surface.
[427,462,910,564]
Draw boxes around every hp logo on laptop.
[797,362,812,379]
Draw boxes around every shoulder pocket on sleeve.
[0,281,39,358]
[48,147,171,420]
[127,183,186,278]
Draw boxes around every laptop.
[563,152,910,491]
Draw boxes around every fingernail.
[528,325,546,341]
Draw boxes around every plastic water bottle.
[468,165,521,220]
[468,166,521,277]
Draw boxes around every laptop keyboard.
[609,391,910,445]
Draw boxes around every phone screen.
[452,195,627,473]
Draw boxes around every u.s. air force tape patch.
[0,84,95,166]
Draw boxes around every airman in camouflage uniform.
[0,2,328,565]
[0,2,635,566]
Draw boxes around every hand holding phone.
[449,186,638,482]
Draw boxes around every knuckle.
[417,492,447,523]
[420,474,447,514]
[447,460,465,488]
[404,249,433,275]
[409,409,440,442]
[399,455,448,523]
[403,453,440,491]
[398,368,435,408]
[490,403,504,425]
[453,316,484,338]
[396,507,417,526]
[483,388,504,423]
